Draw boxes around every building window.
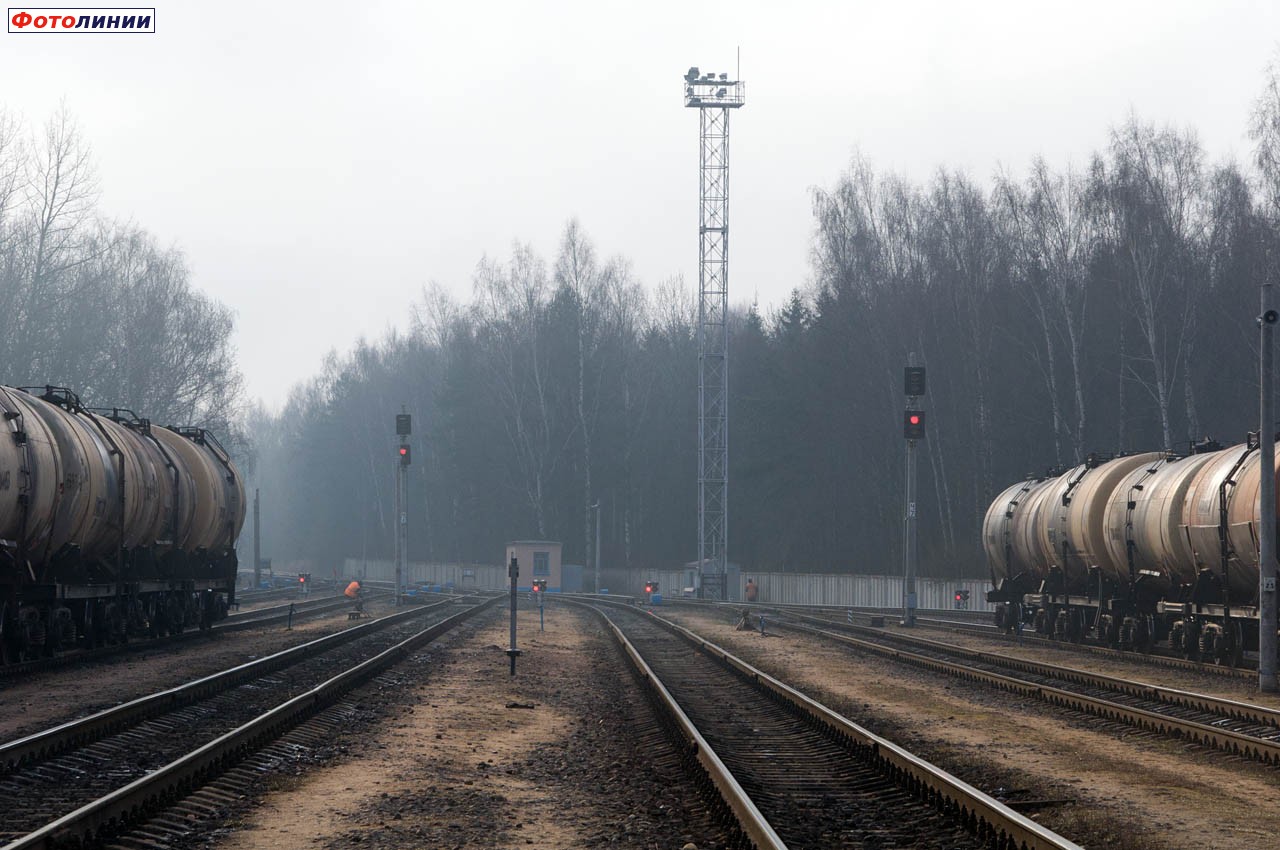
[533,552,550,576]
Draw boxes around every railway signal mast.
[903,361,926,627]
[394,410,411,606]
[684,64,744,601]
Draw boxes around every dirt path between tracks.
[661,606,1280,850]
[212,605,726,850]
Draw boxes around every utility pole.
[1260,285,1277,692]
[252,488,261,591]
[903,359,927,627]
[684,64,744,601]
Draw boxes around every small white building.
[506,540,562,592]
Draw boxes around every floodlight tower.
[684,66,745,601]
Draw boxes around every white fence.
[342,558,505,590]
[647,570,993,612]
[342,558,992,612]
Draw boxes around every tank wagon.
[984,436,1278,665]
[0,385,245,662]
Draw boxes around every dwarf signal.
[532,579,547,592]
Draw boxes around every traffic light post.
[903,362,926,627]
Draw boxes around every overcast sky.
[3,0,1278,406]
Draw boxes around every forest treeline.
[251,65,1280,580]
[10,77,1280,584]
[0,107,242,436]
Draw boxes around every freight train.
[0,385,245,662]
[984,435,1279,665]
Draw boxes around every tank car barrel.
[0,384,245,662]
[985,438,1280,659]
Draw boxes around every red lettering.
[10,11,32,28]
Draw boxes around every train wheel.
[1105,615,1122,648]
[1034,608,1049,635]
[48,607,75,652]
[0,602,17,666]
[1198,628,1212,661]
[1133,616,1153,654]
[1220,621,1245,667]
[17,606,46,660]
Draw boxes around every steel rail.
[588,605,785,850]
[574,597,1081,850]
[1,595,498,850]
[0,596,473,772]
[776,611,1275,725]
[218,591,398,630]
[776,618,1280,766]
[679,597,1256,680]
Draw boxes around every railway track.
[584,600,1080,850]
[752,610,1280,767]
[693,598,1258,680]
[0,594,497,849]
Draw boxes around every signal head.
[903,410,926,440]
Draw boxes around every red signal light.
[903,410,926,440]
[399,446,408,456]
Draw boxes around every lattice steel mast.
[684,66,744,601]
